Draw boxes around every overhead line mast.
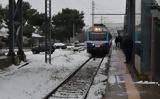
[45,0,52,64]
[92,1,95,27]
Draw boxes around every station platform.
[103,49,160,99]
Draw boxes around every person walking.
[115,36,119,48]
[115,35,122,49]
[117,35,122,48]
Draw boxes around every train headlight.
[92,43,95,46]
[93,27,102,32]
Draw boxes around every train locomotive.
[85,24,112,57]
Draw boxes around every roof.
[0,27,8,37]
[54,43,65,46]
[0,31,8,37]
[32,33,44,38]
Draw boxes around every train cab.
[85,24,112,57]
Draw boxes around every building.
[133,0,160,81]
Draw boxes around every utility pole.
[100,16,107,24]
[101,16,103,24]
[92,1,95,27]
[72,23,75,42]
[45,0,52,64]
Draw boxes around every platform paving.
[103,49,160,99]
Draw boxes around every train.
[85,24,112,57]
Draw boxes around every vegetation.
[52,8,85,41]
[0,2,85,42]
[0,5,6,29]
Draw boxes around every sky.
[0,0,126,26]
[156,0,160,4]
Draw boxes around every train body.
[85,24,112,57]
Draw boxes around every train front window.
[89,33,107,41]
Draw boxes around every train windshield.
[89,32,107,41]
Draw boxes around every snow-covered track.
[43,57,104,99]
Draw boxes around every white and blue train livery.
[85,24,112,57]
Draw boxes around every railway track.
[43,57,104,99]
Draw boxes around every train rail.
[43,57,104,99]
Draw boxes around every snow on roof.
[0,27,8,37]
[0,31,8,37]
[32,33,44,38]
[1,27,8,32]
[54,43,65,46]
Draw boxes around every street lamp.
[73,23,75,42]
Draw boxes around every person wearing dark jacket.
[122,36,133,64]
[115,36,119,48]
[115,35,122,48]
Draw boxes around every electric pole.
[45,0,52,64]
[92,1,95,27]
[73,23,75,42]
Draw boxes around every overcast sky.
[0,0,126,26]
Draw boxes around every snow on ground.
[87,57,108,99]
[135,81,160,86]
[0,49,90,99]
